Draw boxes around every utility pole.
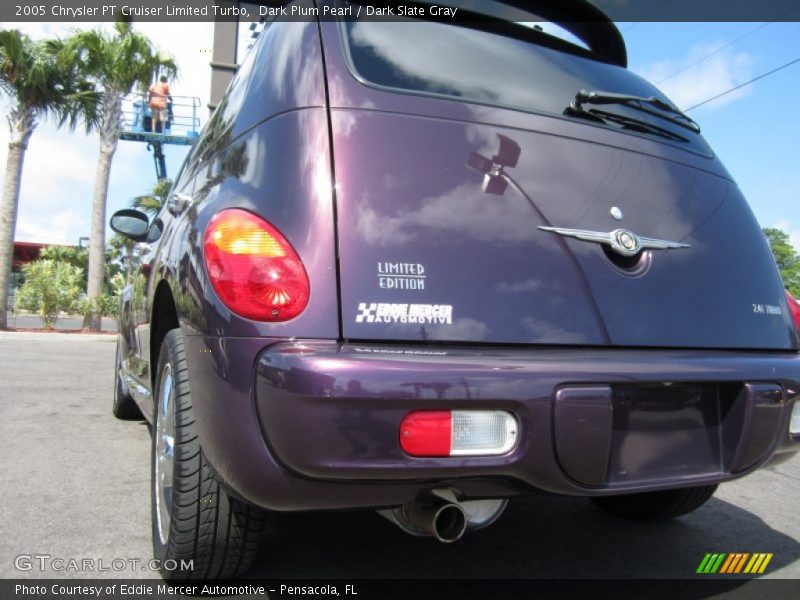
[209,1,240,111]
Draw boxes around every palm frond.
[0,28,100,133]
[133,195,163,216]
[65,23,179,97]
[132,177,172,216]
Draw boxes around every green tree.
[41,242,128,292]
[63,22,177,331]
[107,233,145,284]
[78,270,127,321]
[15,259,84,328]
[763,227,800,296]
[133,178,171,216]
[0,29,98,329]
[40,244,88,272]
[40,243,95,292]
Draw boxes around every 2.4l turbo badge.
[752,303,782,315]
[355,302,453,325]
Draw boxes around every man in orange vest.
[148,75,171,133]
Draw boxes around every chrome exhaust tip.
[378,488,506,543]
[411,499,467,543]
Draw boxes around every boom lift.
[119,93,201,180]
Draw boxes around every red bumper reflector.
[400,411,452,457]
[400,410,519,457]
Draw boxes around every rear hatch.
[323,12,795,350]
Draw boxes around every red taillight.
[203,209,310,321]
[786,290,800,332]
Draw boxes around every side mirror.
[146,218,164,243]
[110,209,150,241]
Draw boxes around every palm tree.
[64,22,177,331]
[133,177,171,216]
[0,30,99,330]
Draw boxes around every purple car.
[110,0,800,580]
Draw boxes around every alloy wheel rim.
[154,364,175,546]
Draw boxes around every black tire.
[591,484,718,521]
[113,336,143,420]
[151,329,265,581]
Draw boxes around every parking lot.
[4,313,118,332]
[2,332,800,583]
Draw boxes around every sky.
[0,18,798,249]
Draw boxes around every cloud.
[356,182,540,248]
[427,317,489,341]
[16,128,96,197]
[0,119,96,243]
[773,219,800,252]
[0,20,214,245]
[132,22,214,107]
[16,208,85,245]
[522,316,592,344]
[0,21,214,106]
[634,43,756,111]
[495,279,544,294]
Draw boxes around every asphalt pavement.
[1,332,800,585]
[5,312,118,332]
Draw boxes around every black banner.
[1,0,800,23]
[3,579,800,600]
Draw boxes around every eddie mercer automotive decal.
[355,303,453,325]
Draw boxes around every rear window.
[342,19,711,154]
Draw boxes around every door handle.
[167,192,192,216]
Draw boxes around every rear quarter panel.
[124,19,339,410]
[165,20,339,340]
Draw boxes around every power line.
[655,22,772,85]
[685,56,800,111]
[654,5,799,86]
[620,0,674,34]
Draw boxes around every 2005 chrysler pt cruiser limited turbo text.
[109,0,800,580]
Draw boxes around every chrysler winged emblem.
[537,226,690,257]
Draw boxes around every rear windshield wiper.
[571,89,700,134]
[564,103,690,143]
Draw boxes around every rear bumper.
[185,335,800,511]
